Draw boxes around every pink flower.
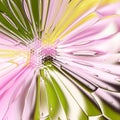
[0,0,120,120]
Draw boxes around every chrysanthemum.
[0,0,120,120]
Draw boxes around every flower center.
[28,40,56,67]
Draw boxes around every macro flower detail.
[0,0,120,120]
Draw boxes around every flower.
[0,0,120,120]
